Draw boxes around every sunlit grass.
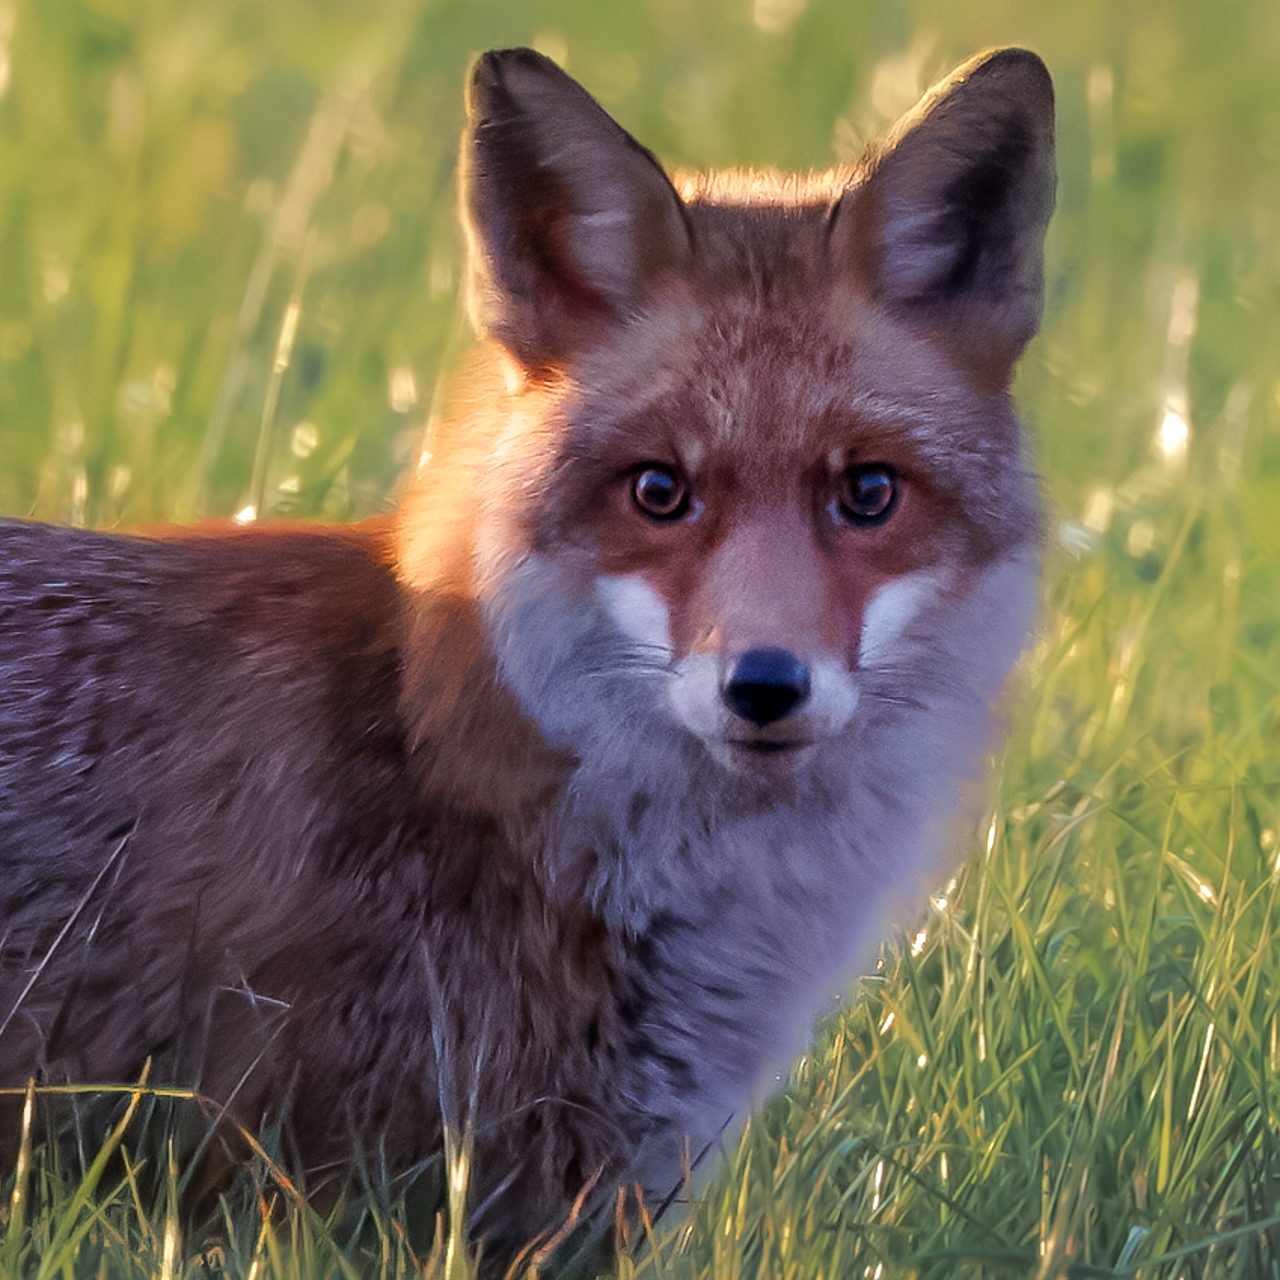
[1,0,1278,1275]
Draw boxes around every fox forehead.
[576,299,980,437]
[561,189,1015,420]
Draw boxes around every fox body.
[0,47,1053,1254]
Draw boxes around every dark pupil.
[844,467,894,517]
[636,468,682,515]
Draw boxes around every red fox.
[0,45,1054,1260]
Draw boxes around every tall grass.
[1,0,1278,1275]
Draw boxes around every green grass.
[2,0,1280,1275]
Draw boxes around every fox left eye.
[632,465,691,521]
[834,464,897,526]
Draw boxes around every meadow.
[2,0,1280,1275]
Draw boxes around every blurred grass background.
[2,0,1280,1276]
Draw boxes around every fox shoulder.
[0,517,410,877]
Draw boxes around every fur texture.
[0,47,1054,1260]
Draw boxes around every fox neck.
[393,586,566,829]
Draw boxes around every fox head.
[401,47,1053,823]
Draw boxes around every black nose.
[722,648,811,726]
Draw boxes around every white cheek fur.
[596,573,673,653]
[807,656,860,733]
[668,651,723,738]
[859,571,943,666]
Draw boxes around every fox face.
[409,47,1053,816]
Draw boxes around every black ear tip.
[963,47,1055,114]
[475,45,559,72]
[471,46,563,91]
[468,47,575,119]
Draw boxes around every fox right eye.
[631,465,691,521]
[834,464,898,527]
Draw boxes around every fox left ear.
[462,48,692,374]
[830,48,1056,378]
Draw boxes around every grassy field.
[2,0,1280,1276]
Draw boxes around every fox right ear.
[462,49,692,374]
[830,48,1056,380]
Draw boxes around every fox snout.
[722,647,810,726]
[664,634,860,774]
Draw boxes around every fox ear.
[830,48,1055,376]
[462,48,692,373]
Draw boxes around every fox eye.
[835,464,897,526]
[632,465,690,521]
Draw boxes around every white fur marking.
[597,574,673,652]
[859,572,942,665]
[807,655,859,733]
[669,651,722,739]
